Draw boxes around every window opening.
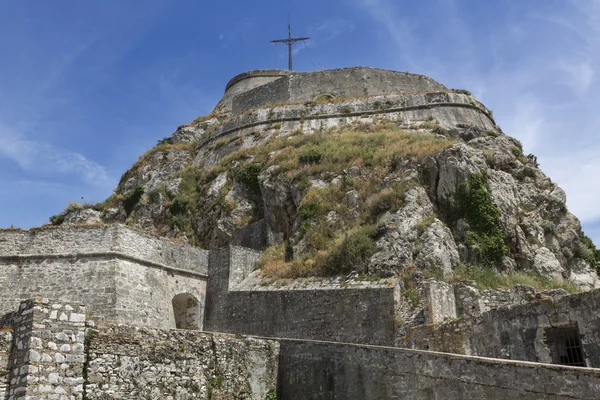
[545,324,586,367]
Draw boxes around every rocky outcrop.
[52,68,599,292]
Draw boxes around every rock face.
[54,67,599,290]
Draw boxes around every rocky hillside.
[50,78,600,292]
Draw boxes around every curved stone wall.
[193,91,497,167]
[215,69,289,114]
[217,67,449,115]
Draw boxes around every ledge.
[198,100,496,149]
[0,252,208,279]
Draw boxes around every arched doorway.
[172,293,201,330]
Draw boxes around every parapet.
[215,66,449,115]
[0,224,208,275]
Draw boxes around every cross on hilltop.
[271,24,309,71]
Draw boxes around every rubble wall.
[403,289,600,367]
[85,326,279,400]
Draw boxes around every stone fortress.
[1,67,599,399]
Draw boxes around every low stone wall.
[0,298,279,400]
[0,225,208,329]
[277,338,600,399]
[85,326,279,400]
[204,246,399,346]
[403,289,600,367]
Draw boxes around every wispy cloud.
[0,123,111,187]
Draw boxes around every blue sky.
[1,0,600,244]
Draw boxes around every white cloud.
[0,123,111,187]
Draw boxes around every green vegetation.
[453,89,472,96]
[247,123,457,279]
[577,232,600,274]
[453,173,507,267]
[207,376,224,400]
[237,163,262,191]
[322,226,376,275]
[265,390,277,400]
[123,184,145,217]
[448,263,579,293]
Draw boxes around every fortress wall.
[403,289,600,367]
[0,225,209,275]
[113,259,206,329]
[0,258,119,324]
[85,326,279,400]
[195,92,497,167]
[229,67,448,115]
[277,339,600,400]
[204,247,398,346]
[0,226,209,329]
[0,257,206,329]
[216,70,287,114]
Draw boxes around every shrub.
[340,105,352,114]
[237,163,262,191]
[365,184,407,220]
[297,191,324,221]
[520,166,536,180]
[298,148,323,164]
[511,146,523,158]
[541,220,556,235]
[322,226,376,275]
[123,184,145,216]
[577,232,600,274]
[453,89,472,96]
[454,173,507,267]
[49,214,65,226]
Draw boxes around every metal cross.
[271,24,309,71]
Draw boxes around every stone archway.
[172,293,201,330]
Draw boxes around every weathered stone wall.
[0,225,208,329]
[228,67,448,115]
[204,246,399,345]
[216,69,288,113]
[403,289,600,367]
[0,225,208,275]
[277,338,600,399]
[6,298,88,400]
[0,298,278,400]
[0,312,16,399]
[85,326,279,400]
[194,91,496,167]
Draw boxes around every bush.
[49,214,65,226]
[454,173,507,267]
[322,226,376,275]
[298,148,323,164]
[123,184,145,216]
[577,232,600,274]
[541,220,556,235]
[365,184,407,220]
[237,163,262,191]
[453,89,472,96]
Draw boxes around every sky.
[1,0,600,244]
